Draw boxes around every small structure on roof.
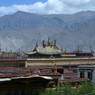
[25,39,63,58]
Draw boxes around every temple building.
[0,39,95,87]
[25,39,95,83]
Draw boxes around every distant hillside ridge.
[0,11,95,52]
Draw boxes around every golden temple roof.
[36,46,62,55]
[26,39,63,55]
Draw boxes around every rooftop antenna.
[35,41,38,48]
[76,44,82,53]
[42,40,46,48]
[47,37,50,46]
[5,47,8,52]
[89,45,94,54]
[33,41,38,51]
[54,39,56,47]
[18,48,21,54]
[0,42,1,52]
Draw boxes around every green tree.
[58,84,77,95]
[78,81,94,95]
[41,84,77,95]
[40,81,95,95]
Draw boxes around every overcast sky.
[0,0,95,16]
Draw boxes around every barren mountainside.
[0,11,95,51]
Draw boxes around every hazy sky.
[0,0,95,16]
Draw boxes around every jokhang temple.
[25,39,95,83]
[0,39,95,88]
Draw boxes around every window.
[88,71,92,80]
[80,71,85,78]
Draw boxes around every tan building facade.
[25,57,95,82]
[25,57,95,67]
